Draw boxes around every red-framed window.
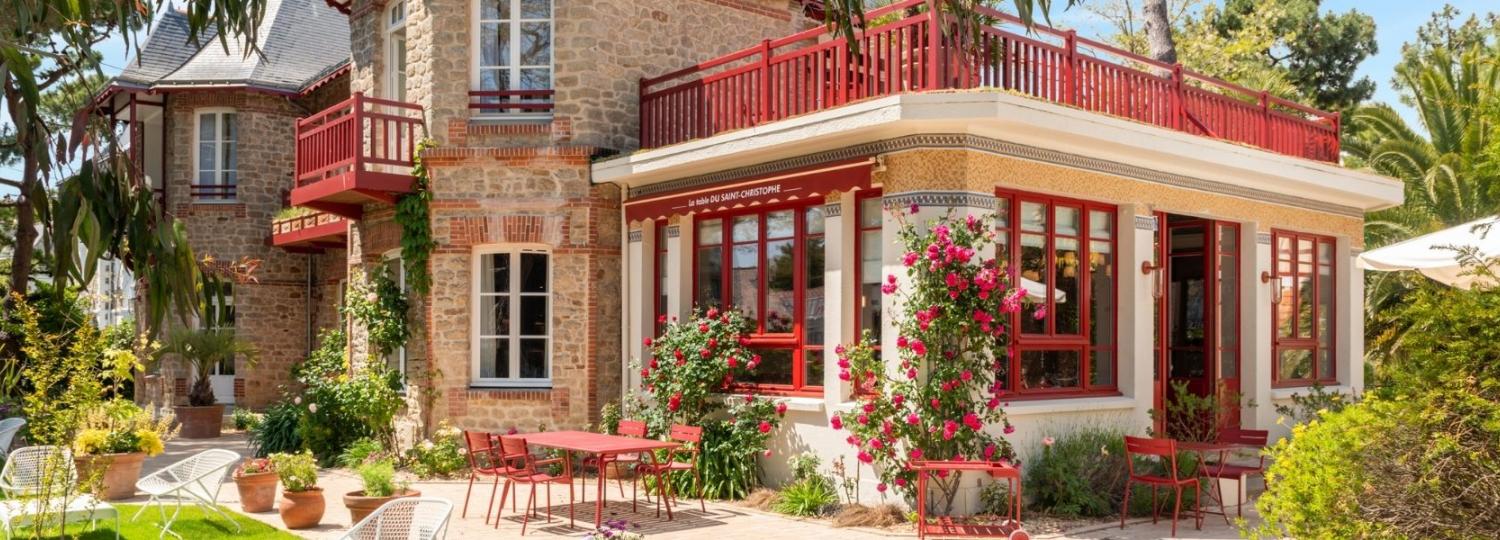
[995,190,1118,397]
[654,222,669,335]
[1272,230,1336,386]
[852,192,884,395]
[693,201,826,395]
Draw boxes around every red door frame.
[1154,214,1242,433]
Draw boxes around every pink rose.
[1043,436,1055,447]
[876,483,888,493]
[830,415,843,430]
[758,421,772,434]
[776,402,788,416]
[643,337,653,346]
[726,357,739,368]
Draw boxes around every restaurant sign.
[625,161,872,222]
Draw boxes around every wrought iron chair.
[1201,428,1269,522]
[0,445,118,539]
[635,424,704,516]
[341,497,453,540]
[582,419,647,501]
[1120,436,1201,537]
[460,430,515,523]
[132,448,241,538]
[495,435,573,535]
[0,418,25,460]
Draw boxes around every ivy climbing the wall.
[347,266,410,357]
[395,138,437,295]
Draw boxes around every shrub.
[598,402,621,435]
[405,422,468,479]
[73,399,177,457]
[346,267,409,357]
[356,459,406,497]
[1150,380,1249,443]
[1023,427,1198,518]
[269,451,319,492]
[787,452,820,482]
[250,400,303,457]
[338,437,388,468]
[772,476,838,517]
[237,458,273,476]
[293,328,403,464]
[232,407,263,431]
[1273,382,1356,427]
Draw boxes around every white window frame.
[469,0,554,120]
[470,245,553,388]
[385,0,408,102]
[382,250,408,391]
[192,108,237,202]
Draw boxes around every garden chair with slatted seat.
[635,424,704,516]
[581,419,647,502]
[132,448,240,538]
[1201,428,1269,522]
[0,445,118,539]
[1121,436,1201,537]
[460,430,517,523]
[340,497,453,540]
[494,435,573,535]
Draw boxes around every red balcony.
[469,89,555,114]
[270,210,348,252]
[292,92,424,219]
[638,0,1339,163]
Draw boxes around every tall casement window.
[1272,230,1336,386]
[472,247,552,387]
[473,0,553,114]
[203,282,236,381]
[852,194,884,394]
[655,223,670,335]
[995,191,1118,397]
[693,203,826,394]
[193,109,236,202]
[385,0,407,102]
[383,252,408,389]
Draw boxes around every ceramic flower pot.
[75,452,146,501]
[279,488,326,529]
[234,470,279,513]
[343,489,421,524]
[174,404,225,439]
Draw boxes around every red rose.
[758,421,772,434]
[775,402,788,416]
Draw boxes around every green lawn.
[18,503,299,539]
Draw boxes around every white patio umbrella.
[1357,215,1500,289]
[1019,277,1067,302]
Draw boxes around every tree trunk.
[1142,0,1177,64]
[8,160,37,296]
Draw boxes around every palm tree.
[1342,45,1500,365]
[156,327,258,406]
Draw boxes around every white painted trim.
[1001,396,1139,417]
[469,0,554,113]
[469,244,554,388]
[191,107,237,202]
[593,92,1402,212]
[380,249,408,391]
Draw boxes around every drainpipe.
[306,253,315,356]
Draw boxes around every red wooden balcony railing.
[638,0,1340,163]
[295,92,423,189]
[469,89,555,113]
[190,183,237,202]
[270,210,348,252]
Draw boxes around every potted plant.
[233,458,278,513]
[156,327,257,438]
[342,458,420,523]
[73,399,177,500]
[270,451,324,529]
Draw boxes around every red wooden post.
[1259,91,1270,147]
[351,92,365,174]
[926,0,942,90]
[1171,64,1184,131]
[1065,30,1078,106]
[1331,111,1342,159]
[759,39,773,124]
[638,77,647,147]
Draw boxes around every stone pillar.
[822,195,853,404]
[1120,208,1155,431]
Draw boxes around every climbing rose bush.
[833,206,1022,511]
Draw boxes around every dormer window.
[471,0,553,118]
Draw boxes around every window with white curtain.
[472,247,551,386]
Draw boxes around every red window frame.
[995,189,1119,398]
[1271,230,1337,387]
[851,191,884,395]
[692,200,826,396]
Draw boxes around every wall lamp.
[1261,271,1284,304]
[1141,261,1163,299]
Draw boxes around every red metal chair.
[635,424,704,515]
[1202,428,1268,521]
[460,430,514,524]
[1121,436,1201,537]
[582,420,647,501]
[495,435,574,535]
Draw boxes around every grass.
[16,503,299,539]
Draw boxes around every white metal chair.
[133,448,241,539]
[0,418,25,460]
[341,497,453,540]
[0,445,118,539]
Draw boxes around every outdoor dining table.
[1176,440,1260,521]
[520,430,682,528]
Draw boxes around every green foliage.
[640,308,754,431]
[0,283,91,399]
[1150,380,1249,443]
[250,400,304,458]
[24,503,303,539]
[232,407,263,431]
[1024,427,1199,518]
[73,399,176,456]
[405,423,468,479]
[338,438,388,468]
[641,396,785,500]
[155,327,258,406]
[292,328,404,465]
[1212,0,1378,113]
[15,293,106,448]
[346,267,410,357]
[356,459,405,498]
[787,452,821,482]
[394,139,437,295]
[977,479,1015,517]
[598,402,622,435]
[772,476,838,517]
[834,208,1017,512]
[269,451,320,493]
[1272,382,1356,427]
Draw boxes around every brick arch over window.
[446,215,565,247]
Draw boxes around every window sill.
[1270,384,1351,401]
[718,394,824,412]
[1000,394,1136,417]
[467,385,553,392]
[469,113,554,125]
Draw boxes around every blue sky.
[1,0,1495,188]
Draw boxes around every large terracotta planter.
[234,471,279,513]
[75,452,146,501]
[279,488,326,529]
[175,404,225,439]
[343,489,421,524]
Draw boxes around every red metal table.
[521,430,682,528]
[1177,441,1260,523]
[912,460,1027,540]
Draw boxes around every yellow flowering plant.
[73,399,178,457]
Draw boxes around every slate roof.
[115,0,349,95]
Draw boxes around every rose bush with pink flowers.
[633,308,786,499]
[833,206,1023,512]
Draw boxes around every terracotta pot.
[75,452,146,501]
[343,489,421,524]
[234,471,279,513]
[174,404,226,439]
[279,488,326,529]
